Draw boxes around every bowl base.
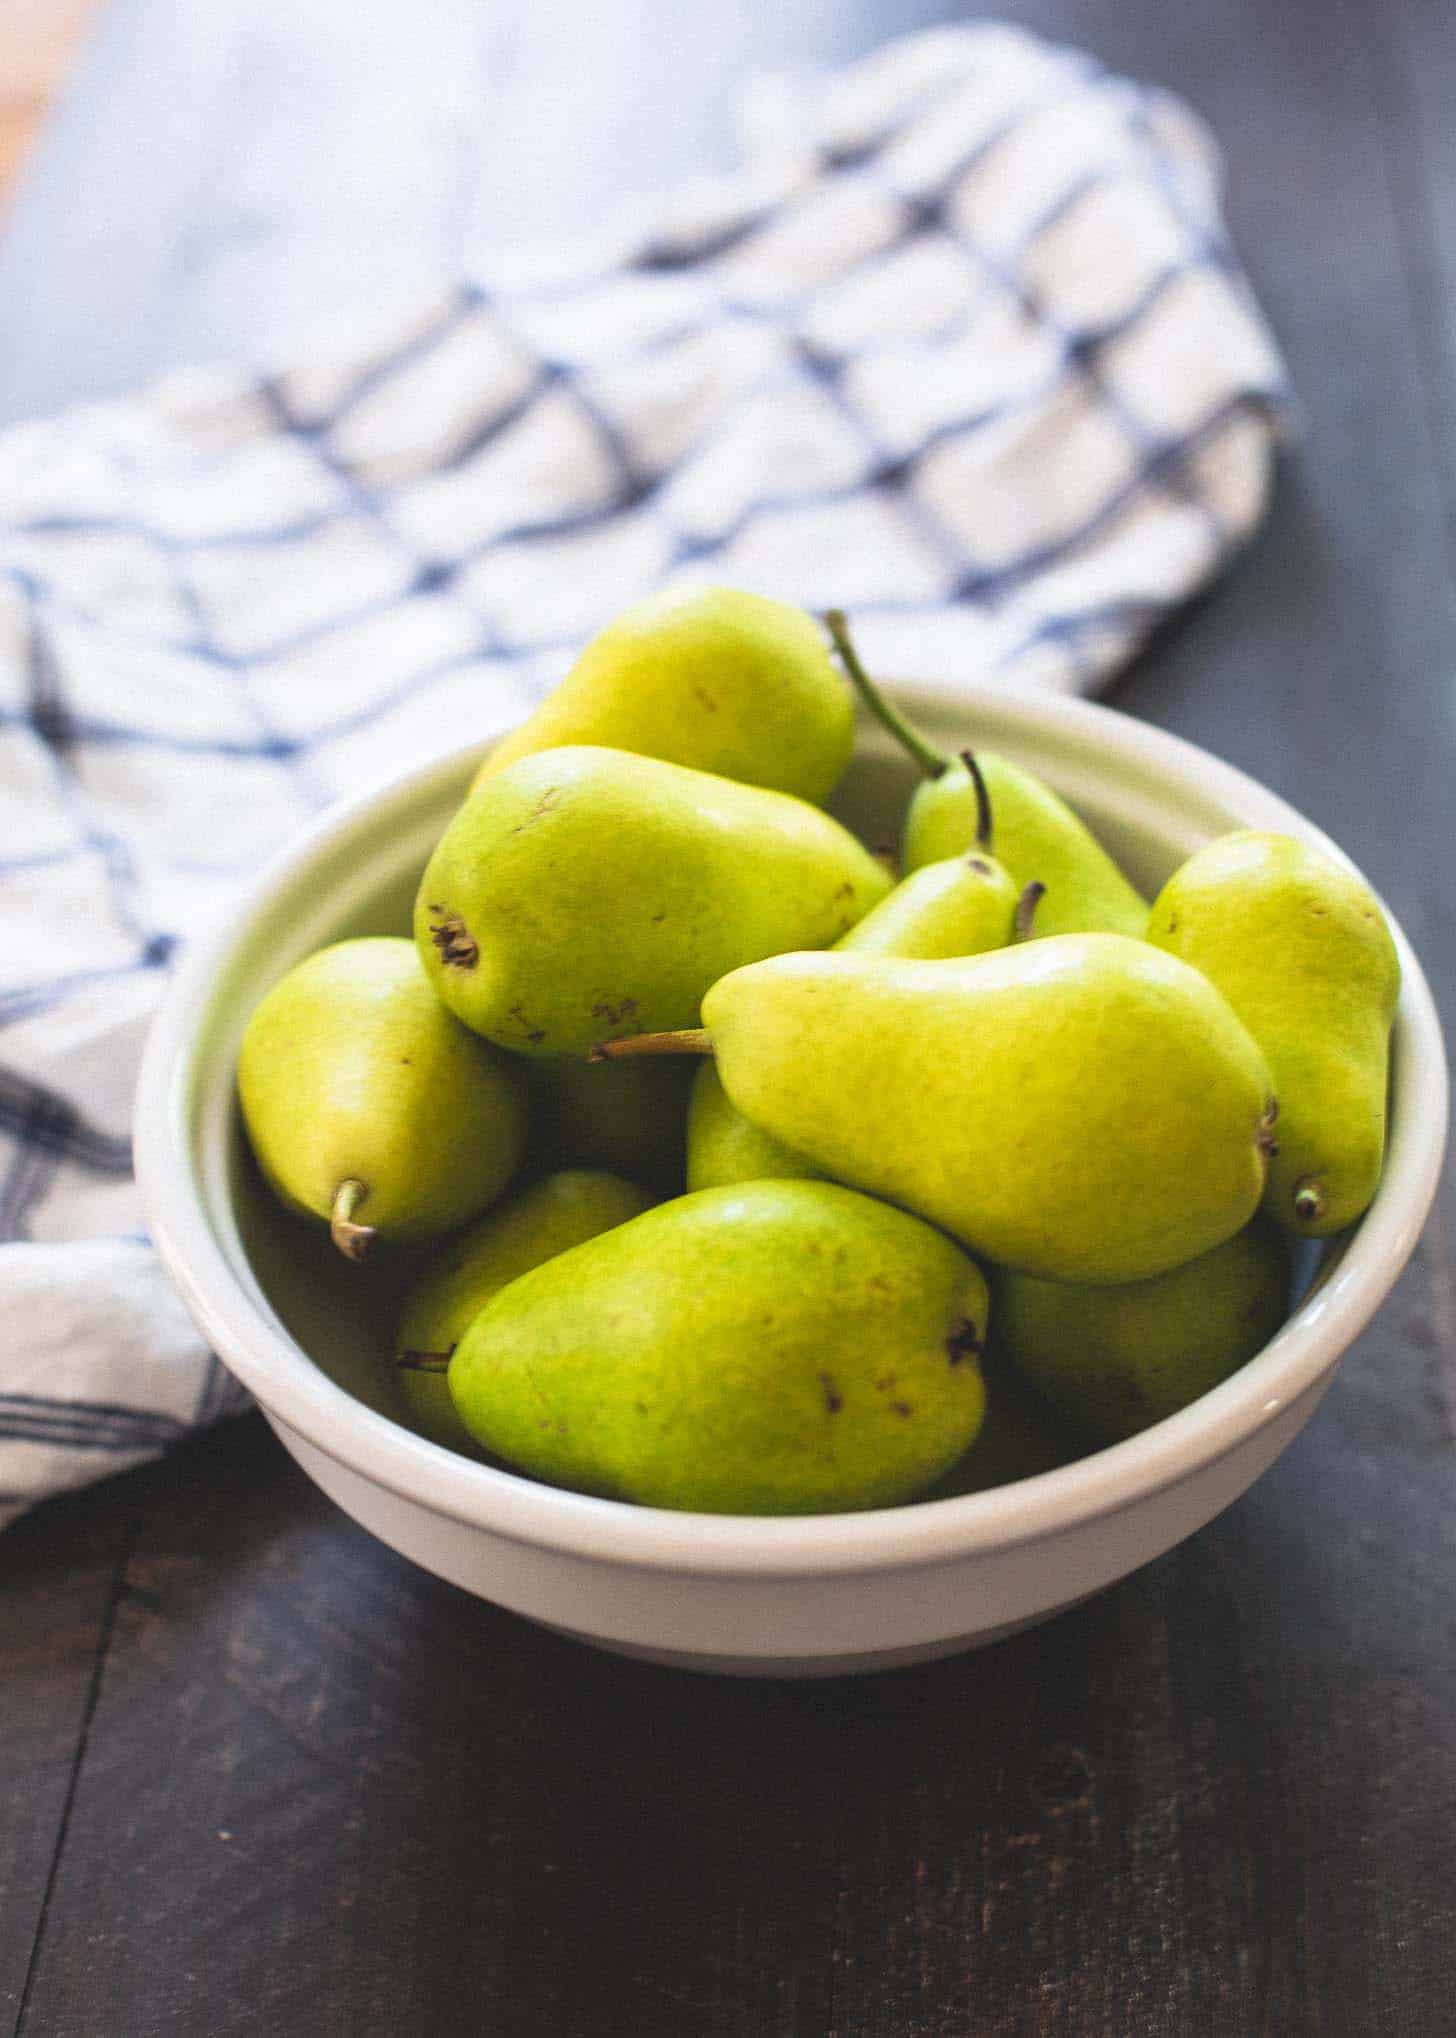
[536,1595,1099,1678]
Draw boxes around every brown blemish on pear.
[427,908,478,971]
[945,1319,983,1366]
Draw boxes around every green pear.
[1145,831,1401,1236]
[686,766,1033,1193]
[448,1181,989,1514]
[825,612,1146,937]
[606,937,1276,1284]
[415,745,890,1058]
[996,1219,1290,1445]
[834,851,1022,959]
[475,586,854,804]
[686,1061,821,1192]
[237,938,527,1259]
[530,1055,694,1194]
[833,751,1029,958]
[394,1170,653,1453]
[903,753,1146,938]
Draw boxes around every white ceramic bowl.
[134,682,1447,1677]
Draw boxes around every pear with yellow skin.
[447,1181,989,1514]
[833,750,1025,960]
[688,842,1027,1191]
[603,936,1277,1285]
[825,612,1146,937]
[835,849,1020,959]
[237,938,527,1260]
[686,757,1034,1192]
[996,1218,1289,1445]
[902,753,1146,937]
[475,586,854,804]
[1146,831,1400,1235]
[686,1061,821,1192]
[416,745,890,1058]
[395,1170,652,1453]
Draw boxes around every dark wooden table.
[4,1,1455,2032]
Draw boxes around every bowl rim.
[134,677,1448,1578]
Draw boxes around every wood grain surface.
[2,1,1454,2033]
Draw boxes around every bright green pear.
[996,1218,1290,1445]
[837,751,1023,958]
[686,829,1028,1191]
[676,937,1277,1285]
[834,850,1021,958]
[689,762,1027,1194]
[1146,831,1400,1236]
[237,938,527,1259]
[825,611,1146,937]
[449,1181,989,1514]
[475,586,854,804]
[531,1055,694,1194]
[686,1061,821,1192]
[395,1170,652,1453]
[415,746,890,1057]
[902,753,1147,937]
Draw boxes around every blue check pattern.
[0,24,1287,1522]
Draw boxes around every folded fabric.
[0,22,1287,1524]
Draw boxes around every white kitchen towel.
[0,23,1287,1523]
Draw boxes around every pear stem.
[821,610,949,781]
[958,750,993,849]
[589,1029,714,1063]
[330,1179,377,1263]
[1015,881,1046,941]
[397,1349,453,1374]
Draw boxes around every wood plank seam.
[11,1517,139,2038]
[1360,9,1456,1445]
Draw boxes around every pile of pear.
[237,588,1401,1515]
